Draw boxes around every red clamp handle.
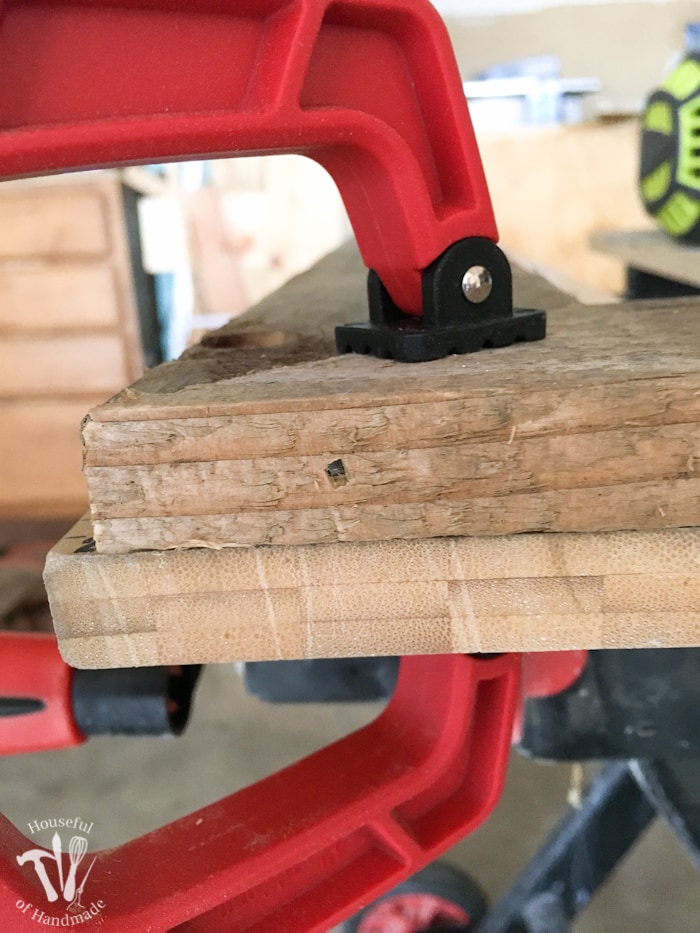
[0,633,84,755]
[0,0,496,314]
[1,653,519,931]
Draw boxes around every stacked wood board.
[46,516,700,668]
[81,244,700,554]
[44,243,700,667]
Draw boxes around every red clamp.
[0,0,545,360]
[0,633,84,755]
[0,632,587,929]
[0,2,550,928]
[0,653,519,932]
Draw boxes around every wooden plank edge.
[45,518,700,668]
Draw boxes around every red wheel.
[342,861,488,933]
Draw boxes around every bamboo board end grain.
[45,517,700,668]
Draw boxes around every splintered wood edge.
[45,518,700,668]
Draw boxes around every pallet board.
[83,243,700,554]
[46,517,700,668]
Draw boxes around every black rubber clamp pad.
[335,237,546,363]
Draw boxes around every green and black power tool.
[640,29,700,242]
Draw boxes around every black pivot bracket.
[335,237,546,363]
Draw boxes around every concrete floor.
[2,664,699,931]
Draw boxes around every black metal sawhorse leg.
[476,763,656,933]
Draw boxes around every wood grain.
[83,243,700,554]
[46,516,700,668]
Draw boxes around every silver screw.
[461,265,493,304]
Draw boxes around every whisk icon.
[63,835,88,902]
[64,835,96,913]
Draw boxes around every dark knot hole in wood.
[326,459,348,487]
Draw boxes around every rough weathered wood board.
[83,243,700,554]
[591,229,700,288]
[46,517,700,668]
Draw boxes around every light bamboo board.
[82,243,700,554]
[46,517,700,668]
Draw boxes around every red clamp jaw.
[0,653,520,932]
[0,634,83,755]
[0,0,545,360]
[0,637,587,930]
